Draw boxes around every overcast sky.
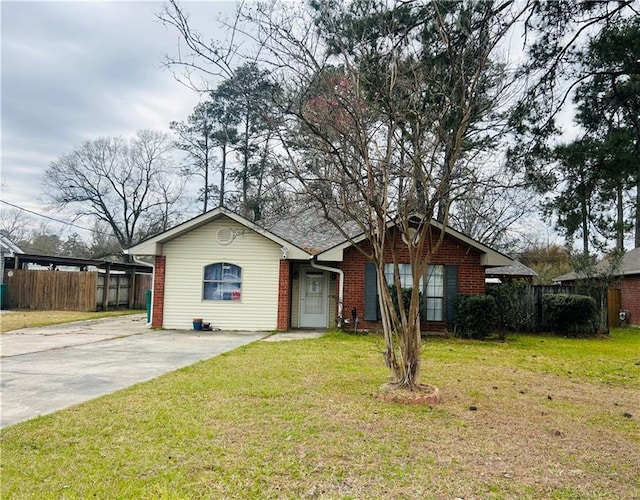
[1,0,238,233]
[1,0,568,249]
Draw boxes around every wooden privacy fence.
[502,284,612,333]
[607,288,621,328]
[2,269,151,311]
[521,285,577,332]
[96,273,151,310]
[3,270,97,311]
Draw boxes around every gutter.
[310,259,344,329]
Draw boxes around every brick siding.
[620,275,640,326]
[338,229,485,332]
[151,255,166,328]
[277,260,291,331]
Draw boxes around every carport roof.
[5,253,152,273]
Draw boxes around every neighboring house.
[0,234,24,285]
[485,261,538,284]
[126,207,514,331]
[554,247,640,326]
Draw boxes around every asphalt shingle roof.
[554,247,640,281]
[485,260,538,277]
[264,208,361,254]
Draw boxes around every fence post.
[102,263,111,311]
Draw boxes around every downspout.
[132,255,154,326]
[310,259,344,329]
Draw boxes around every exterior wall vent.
[216,227,233,245]
[402,228,420,247]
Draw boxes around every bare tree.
[447,167,538,251]
[270,1,525,389]
[0,208,32,244]
[43,130,185,253]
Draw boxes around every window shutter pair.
[363,262,458,324]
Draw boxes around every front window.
[383,263,444,321]
[384,263,423,318]
[203,263,242,301]
[425,265,444,321]
[384,263,422,289]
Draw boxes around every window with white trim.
[383,263,445,321]
[203,263,242,301]
[383,263,423,289]
[425,265,444,321]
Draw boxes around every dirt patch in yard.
[375,383,441,404]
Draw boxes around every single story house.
[555,247,640,326]
[0,235,23,308]
[0,234,23,284]
[126,207,514,331]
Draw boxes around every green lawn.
[2,329,639,499]
[0,309,145,333]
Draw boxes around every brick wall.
[338,229,485,331]
[151,255,166,328]
[620,275,640,326]
[277,260,291,331]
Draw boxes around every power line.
[0,199,100,234]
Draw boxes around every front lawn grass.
[0,309,144,333]
[2,329,639,499]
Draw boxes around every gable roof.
[315,216,513,266]
[555,247,640,282]
[125,206,312,259]
[126,206,514,267]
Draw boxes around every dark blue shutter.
[364,262,379,321]
[445,265,458,324]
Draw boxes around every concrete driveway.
[0,314,268,428]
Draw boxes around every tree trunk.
[377,264,423,389]
[203,126,210,213]
[635,172,640,248]
[616,184,624,251]
[220,142,227,207]
[242,110,250,218]
[581,195,589,254]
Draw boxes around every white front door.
[299,267,328,328]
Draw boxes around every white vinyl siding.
[161,216,282,330]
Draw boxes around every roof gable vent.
[216,227,233,245]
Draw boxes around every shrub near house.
[454,295,497,339]
[543,294,598,335]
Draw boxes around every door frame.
[298,266,329,328]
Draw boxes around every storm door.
[298,267,329,328]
